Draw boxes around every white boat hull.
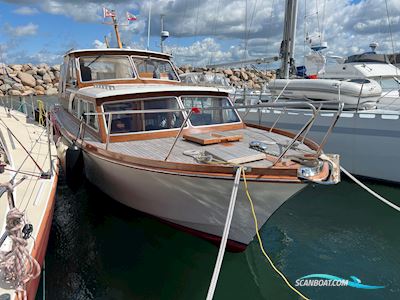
[241,108,400,183]
[82,151,306,248]
[269,79,382,108]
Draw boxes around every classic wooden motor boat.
[52,48,340,251]
[0,99,58,299]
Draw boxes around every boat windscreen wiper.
[87,54,104,67]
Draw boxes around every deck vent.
[94,84,116,90]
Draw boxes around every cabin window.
[103,97,183,134]
[132,57,179,81]
[66,58,77,85]
[181,97,240,126]
[78,55,134,82]
[71,98,78,117]
[87,102,98,130]
[76,99,99,130]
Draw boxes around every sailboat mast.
[280,0,298,79]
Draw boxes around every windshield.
[132,57,179,81]
[103,98,184,134]
[181,97,240,126]
[377,77,400,91]
[79,55,134,82]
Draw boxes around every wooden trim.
[78,79,181,88]
[26,163,59,300]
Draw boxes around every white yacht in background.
[240,1,400,183]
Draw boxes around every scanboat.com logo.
[295,274,385,290]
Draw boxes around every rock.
[36,79,44,85]
[0,91,3,97]
[35,85,45,92]
[1,76,15,85]
[17,72,36,88]
[43,73,52,84]
[21,89,34,96]
[51,65,61,72]
[49,71,55,80]
[253,84,261,90]
[45,83,53,89]
[9,73,22,83]
[8,89,22,96]
[230,75,240,83]
[37,68,47,76]
[37,63,49,70]
[33,74,42,81]
[11,83,24,91]
[45,87,58,95]
[53,82,59,88]
[10,64,23,72]
[0,84,11,92]
[223,69,233,76]
[35,90,45,96]
[240,71,248,81]
[26,69,37,76]
[54,71,60,80]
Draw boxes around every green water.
[38,173,400,300]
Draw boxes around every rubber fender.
[65,146,84,190]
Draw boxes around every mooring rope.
[340,166,400,212]
[242,168,310,300]
[0,179,41,300]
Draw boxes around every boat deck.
[56,108,316,168]
[0,108,58,297]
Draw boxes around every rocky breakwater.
[178,66,276,90]
[0,63,60,97]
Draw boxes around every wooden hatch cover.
[183,131,243,145]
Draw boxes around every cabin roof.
[65,48,172,59]
[78,84,230,99]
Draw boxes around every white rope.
[206,167,242,300]
[341,166,400,212]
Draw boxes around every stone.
[51,65,61,72]
[45,83,53,89]
[253,84,261,90]
[49,71,55,81]
[10,64,23,72]
[223,69,233,76]
[36,79,44,85]
[37,68,47,76]
[230,75,240,82]
[35,85,45,92]
[53,82,59,88]
[35,90,45,96]
[43,73,52,84]
[240,71,248,81]
[54,71,60,80]
[17,72,36,88]
[38,63,49,70]
[0,84,11,92]
[45,87,58,95]
[11,83,24,91]
[0,91,3,97]
[1,76,15,85]
[8,89,22,96]
[26,69,37,76]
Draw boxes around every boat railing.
[83,101,341,164]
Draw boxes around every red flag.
[126,11,137,21]
[103,7,115,18]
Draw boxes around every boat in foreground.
[0,101,58,299]
[52,48,340,251]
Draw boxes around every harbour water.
[38,172,400,300]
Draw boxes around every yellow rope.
[241,168,310,300]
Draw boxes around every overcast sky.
[0,0,399,66]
